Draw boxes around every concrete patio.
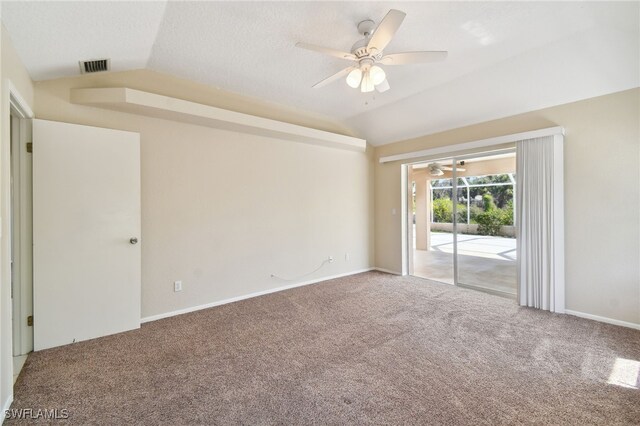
[413,232,517,295]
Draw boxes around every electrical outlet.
[345,253,350,261]
[174,281,182,292]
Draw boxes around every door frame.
[7,81,34,356]
[402,146,516,290]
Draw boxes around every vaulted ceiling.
[2,1,639,145]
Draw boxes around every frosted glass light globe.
[369,66,386,86]
[346,68,363,88]
[360,71,374,93]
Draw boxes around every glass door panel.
[454,152,517,296]
[409,160,455,285]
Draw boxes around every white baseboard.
[372,267,402,275]
[565,309,640,330]
[141,268,374,324]
[2,395,13,424]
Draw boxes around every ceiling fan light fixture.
[295,9,448,95]
[346,68,363,88]
[361,71,374,93]
[370,65,386,85]
[428,164,444,176]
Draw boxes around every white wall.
[1,23,34,414]
[374,88,640,326]
[34,70,374,319]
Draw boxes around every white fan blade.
[312,66,356,89]
[375,79,390,93]
[441,166,465,171]
[296,42,356,61]
[380,51,448,65]
[367,9,406,53]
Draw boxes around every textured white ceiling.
[1,1,167,78]
[2,1,639,145]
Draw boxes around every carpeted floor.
[9,272,640,425]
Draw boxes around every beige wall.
[34,70,374,319]
[1,24,35,412]
[375,88,640,325]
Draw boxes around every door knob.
[130,237,138,245]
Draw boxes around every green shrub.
[475,209,504,235]
[482,193,496,211]
[432,198,453,223]
[502,199,514,226]
[432,198,467,223]
[433,193,512,229]
[469,205,483,224]
[456,204,468,224]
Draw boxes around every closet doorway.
[407,149,517,297]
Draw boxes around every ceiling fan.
[428,162,465,177]
[295,9,448,93]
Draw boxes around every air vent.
[79,59,110,74]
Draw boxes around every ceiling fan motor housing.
[357,19,376,36]
[358,57,374,71]
[351,38,370,58]
[353,20,378,58]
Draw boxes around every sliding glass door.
[409,150,517,296]
[454,152,517,296]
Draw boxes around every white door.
[32,119,141,351]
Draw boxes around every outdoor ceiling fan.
[428,162,465,177]
[295,9,448,93]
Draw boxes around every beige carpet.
[9,272,640,425]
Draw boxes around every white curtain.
[516,135,565,313]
